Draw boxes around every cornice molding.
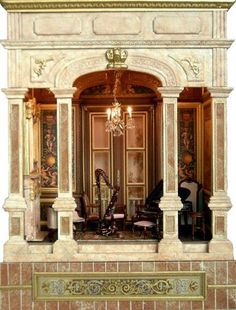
[0,39,234,49]
[0,0,235,12]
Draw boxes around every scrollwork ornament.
[168,55,203,81]
[33,57,54,78]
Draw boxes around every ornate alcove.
[0,0,236,308]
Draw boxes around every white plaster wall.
[0,5,236,261]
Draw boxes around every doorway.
[74,69,162,221]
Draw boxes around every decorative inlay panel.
[166,216,175,233]
[60,217,70,235]
[59,104,69,192]
[215,216,225,234]
[33,272,206,301]
[10,217,21,236]
[11,104,20,193]
[216,102,225,190]
[167,104,175,192]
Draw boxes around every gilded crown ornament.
[106,48,128,69]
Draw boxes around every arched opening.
[73,69,163,240]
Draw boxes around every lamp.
[105,71,135,136]
[25,88,40,122]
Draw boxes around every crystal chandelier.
[105,71,135,136]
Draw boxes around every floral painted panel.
[40,109,58,188]
[178,108,196,181]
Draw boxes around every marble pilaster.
[208,87,233,258]
[157,87,183,254]
[51,88,77,254]
[2,88,28,255]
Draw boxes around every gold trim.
[208,284,236,289]
[0,0,235,12]
[0,285,32,290]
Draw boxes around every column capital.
[2,88,28,99]
[3,195,27,212]
[208,87,233,98]
[51,87,76,99]
[157,87,183,98]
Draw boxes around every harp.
[95,168,120,235]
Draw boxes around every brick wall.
[0,260,236,310]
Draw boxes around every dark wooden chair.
[81,192,100,231]
[104,204,127,230]
[179,180,206,240]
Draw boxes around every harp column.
[208,87,233,258]
[2,88,29,257]
[158,87,183,255]
[51,88,77,254]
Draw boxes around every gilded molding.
[0,1,235,12]
[0,285,32,290]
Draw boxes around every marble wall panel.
[93,14,141,35]
[19,11,213,41]
[34,17,82,35]
[153,16,201,34]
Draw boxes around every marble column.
[158,87,183,256]
[208,87,233,258]
[2,88,29,256]
[51,88,77,255]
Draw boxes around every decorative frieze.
[33,272,206,301]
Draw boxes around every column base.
[208,239,234,259]
[53,239,78,257]
[53,196,77,211]
[3,195,27,211]
[3,239,29,259]
[158,238,183,257]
